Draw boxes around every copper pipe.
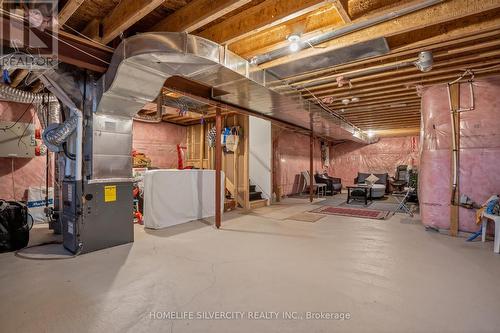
[215,107,222,228]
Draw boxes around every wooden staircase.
[249,182,267,209]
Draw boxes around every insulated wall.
[0,102,48,201]
[273,127,324,196]
[328,136,420,186]
[132,120,187,169]
[420,76,500,232]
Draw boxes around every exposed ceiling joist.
[303,58,500,97]
[373,127,420,136]
[151,0,252,33]
[283,26,500,86]
[229,3,344,59]
[100,0,165,44]
[58,0,86,26]
[332,0,351,23]
[260,0,500,69]
[198,0,331,45]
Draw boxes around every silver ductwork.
[97,33,370,160]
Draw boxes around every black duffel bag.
[0,200,32,252]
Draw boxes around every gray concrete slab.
[1,198,499,333]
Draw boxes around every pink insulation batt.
[328,136,420,187]
[420,76,500,232]
[132,120,187,169]
[0,102,49,201]
[273,128,324,196]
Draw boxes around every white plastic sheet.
[143,169,225,229]
[27,186,53,224]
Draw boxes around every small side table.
[347,185,373,206]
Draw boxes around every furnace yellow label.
[104,185,117,202]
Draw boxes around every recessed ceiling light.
[351,97,360,103]
[287,33,301,43]
[342,98,350,105]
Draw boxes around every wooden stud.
[200,122,205,169]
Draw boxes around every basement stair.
[249,181,267,209]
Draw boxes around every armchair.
[390,165,409,192]
[315,172,342,195]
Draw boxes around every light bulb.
[289,42,300,52]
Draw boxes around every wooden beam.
[10,69,28,88]
[81,18,100,41]
[229,3,343,59]
[303,55,500,95]
[332,0,351,23]
[200,123,205,169]
[58,0,85,26]
[260,0,500,69]
[373,127,420,137]
[283,26,500,87]
[303,59,500,98]
[100,0,164,44]
[152,0,251,33]
[215,107,222,228]
[198,0,330,45]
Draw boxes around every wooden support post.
[215,108,222,228]
[309,133,314,203]
[200,123,205,169]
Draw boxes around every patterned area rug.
[310,205,390,220]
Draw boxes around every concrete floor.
[1,198,500,333]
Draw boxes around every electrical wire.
[0,96,35,131]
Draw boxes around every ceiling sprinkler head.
[415,51,433,72]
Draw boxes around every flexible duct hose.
[0,84,60,129]
[42,113,79,149]
[0,84,58,103]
